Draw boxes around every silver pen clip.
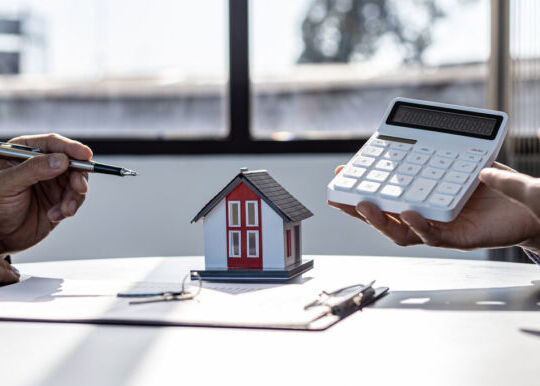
[0,142,41,152]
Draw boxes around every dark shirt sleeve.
[523,249,540,265]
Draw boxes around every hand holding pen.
[0,134,137,267]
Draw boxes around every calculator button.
[389,174,413,186]
[436,150,458,159]
[421,167,445,180]
[437,182,461,196]
[406,153,430,165]
[333,176,357,191]
[356,180,380,193]
[375,159,398,171]
[342,166,366,178]
[468,148,487,155]
[370,139,389,148]
[366,170,389,182]
[452,161,477,173]
[352,156,375,167]
[428,157,453,170]
[383,150,407,161]
[443,171,469,184]
[389,142,413,151]
[397,163,421,176]
[429,193,454,208]
[380,184,404,198]
[415,146,435,155]
[404,178,437,203]
[361,146,384,157]
[458,153,482,162]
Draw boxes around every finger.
[400,211,444,247]
[69,171,89,194]
[479,168,536,207]
[355,202,423,246]
[0,154,69,195]
[327,200,367,222]
[60,188,86,218]
[0,259,19,285]
[334,165,346,175]
[490,161,516,173]
[10,133,93,161]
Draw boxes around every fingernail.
[81,175,88,190]
[48,154,64,169]
[68,200,77,214]
[48,207,62,221]
[10,266,19,276]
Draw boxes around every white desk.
[2,255,540,386]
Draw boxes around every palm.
[432,183,540,249]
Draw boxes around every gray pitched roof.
[191,170,313,223]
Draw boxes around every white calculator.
[327,97,508,222]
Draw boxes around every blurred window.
[0,0,228,139]
[250,0,490,140]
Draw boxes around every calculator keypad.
[333,138,486,209]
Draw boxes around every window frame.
[245,200,259,226]
[246,230,259,258]
[228,201,241,227]
[228,230,241,257]
[8,0,364,155]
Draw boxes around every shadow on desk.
[373,280,540,312]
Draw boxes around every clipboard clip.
[305,280,378,318]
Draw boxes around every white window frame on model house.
[228,201,241,227]
[245,200,259,226]
[229,230,241,257]
[246,230,259,258]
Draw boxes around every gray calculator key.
[420,167,445,180]
[370,139,389,148]
[366,170,390,182]
[390,142,413,151]
[375,159,398,171]
[353,155,375,167]
[436,150,458,159]
[383,149,407,161]
[406,153,430,165]
[429,193,454,208]
[333,176,357,191]
[380,184,404,198]
[397,163,421,176]
[458,153,482,162]
[356,180,380,193]
[415,146,435,155]
[404,178,437,202]
[437,182,461,195]
[361,146,384,157]
[452,161,477,173]
[343,166,366,178]
[428,156,453,169]
[388,174,413,186]
[443,171,469,184]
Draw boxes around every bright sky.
[1,0,490,79]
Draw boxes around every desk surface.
[2,255,540,386]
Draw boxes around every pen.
[0,142,138,177]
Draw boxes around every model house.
[191,169,313,280]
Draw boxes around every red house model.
[191,169,314,281]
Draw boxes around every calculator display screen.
[386,102,503,140]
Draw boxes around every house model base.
[191,259,313,283]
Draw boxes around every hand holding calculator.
[327,98,509,222]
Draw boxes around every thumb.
[0,153,69,194]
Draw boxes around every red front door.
[226,183,263,269]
